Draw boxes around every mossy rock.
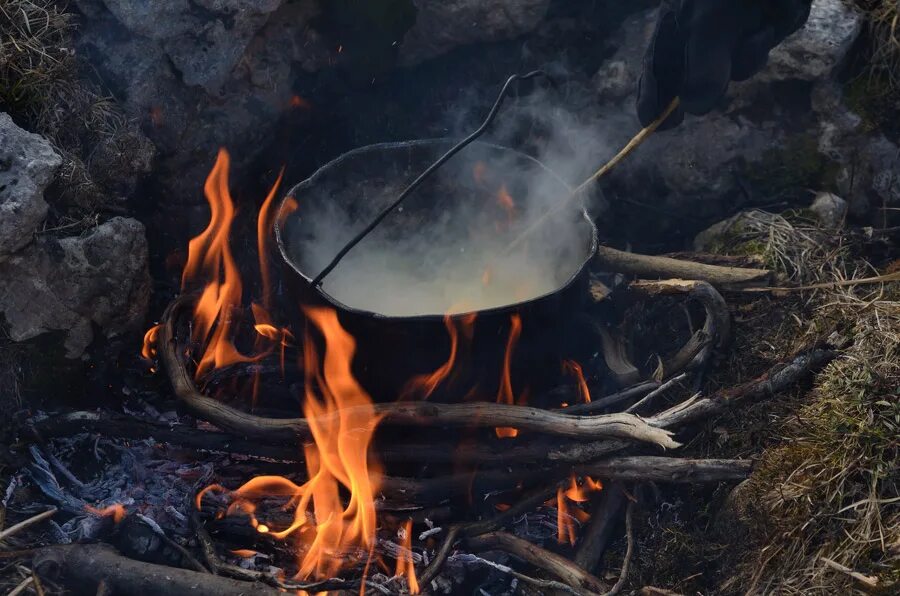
[740,134,841,202]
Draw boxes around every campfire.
[11,123,847,596]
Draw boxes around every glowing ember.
[563,359,591,404]
[85,503,126,524]
[395,519,420,594]
[495,313,523,439]
[141,324,160,366]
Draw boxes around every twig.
[594,246,771,290]
[457,552,585,595]
[466,531,610,595]
[741,270,900,292]
[507,98,682,253]
[0,508,56,542]
[820,557,880,591]
[648,349,835,429]
[602,499,635,596]
[625,373,688,414]
[8,575,34,596]
[626,279,732,369]
[160,296,679,448]
[562,381,660,414]
[418,482,562,587]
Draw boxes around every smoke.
[284,77,629,317]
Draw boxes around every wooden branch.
[160,296,679,448]
[561,381,660,414]
[466,531,610,596]
[649,349,835,429]
[32,544,282,596]
[626,279,732,370]
[574,483,626,574]
[576,457,752,484]
[595,245,771,290]
[0,508,56,542]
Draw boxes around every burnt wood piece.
[574,482,627,574]
[160,296,679,448]
[648,348,836,429]
[32,544,282,596]
[595,245,772,289]
[576,457,751,483]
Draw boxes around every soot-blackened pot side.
[275,139,599,403]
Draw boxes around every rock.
[97,0,284,93]
[809,192,848,228]
[75,0,326,206]
[0,114,62,256]
[400,0,551,66]
[582,0,871,230]
[759,0,862,82]
[694,212,750,253]
[0,217,151,357]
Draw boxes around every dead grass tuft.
[0,0,154,223]
[720,210,900,594]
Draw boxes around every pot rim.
[274,138,599,323]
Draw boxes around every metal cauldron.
[275,137,598,403]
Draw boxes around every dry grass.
[0,0,153,221]
[0,0,74,115]
[860,0,900,87]
[716,211,900,594]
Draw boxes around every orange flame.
[198,307,382,581]
[85,503,126,524]
[565,474,603,502]
[555,474,603,545]
[180,149,256,379]
[255,168,285,311]
[563,359,591,404]
[178,149,287,381]
[557,488,577,546]
[141,324,160,368]
[495,314,522,439]
[402,314,474,400]
[395,519,420,594]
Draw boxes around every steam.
[286,82,623,317]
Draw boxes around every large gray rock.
[98,0,284,93]
[75,0,327,205]
[0,217,151,357]
[583,0,877,224]
[0,114,62,256]
[759,0,862,82]
[400,0,552,66]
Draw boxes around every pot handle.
[311,70,553,287]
